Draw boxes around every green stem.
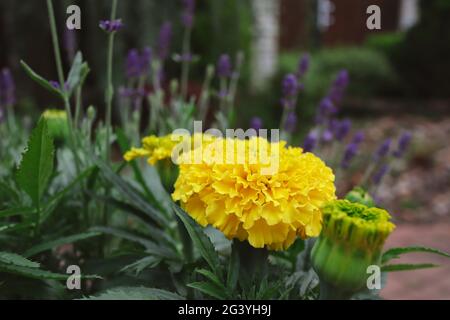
[74,86,82,129]
[46,0,80,172]
[105,0,119,162]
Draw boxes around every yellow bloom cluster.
[124,134,183,165]
[171,136,336,250]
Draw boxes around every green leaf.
[20,60,65,100]
[23,231,102,258]
[382,263,438,272]
[82,287,185,300]
[188,282,228,300]
[0,207,35,219]
[121,256,162,275]
[227,242,240,292]
[173,204,222,278]
[91,226,178,261]
[16,118,55,210]
[382,246,450,264]
[116,128,153,200]
[94,157,169,227]
[0,263,69,280]
[0,252,40,268]
[196,269,226,291]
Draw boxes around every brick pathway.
[381,220,450,300]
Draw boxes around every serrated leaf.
[23,231,101,258]
[16,118,55,210]
[0,252,40,268]
[173,204,222,278]
[196,269,226,291]
[94,157,169,227]
[381,263,438,272]
[0,263,69,280]
[82,287,185,300]
[20,60,65,99]
[121,256,162,275]
[382,246,450,264]
[188,282,228,300]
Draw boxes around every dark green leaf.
[66,52,83,95]
[382,246,450,264]
[20,60,64,99]
[382,263,438,272]
[0,251,40,268]
[227,242,240,292]
[195,269,226,291]
[16,118,55,209]
[0,207,35,219]
[23,231,102,258]
[173,204,222,278]
[94,157,169,227]
[188,282,228,300]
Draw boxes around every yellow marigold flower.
[124,134,183,165]
[172,136,336,250]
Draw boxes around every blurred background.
[1,0,449,299]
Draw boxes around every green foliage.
[83,287,185,300]
[16,118,54,211]
[382,246,450,264]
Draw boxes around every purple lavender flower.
[351,131,365,144]
[322,129,334,142]
[50,80,69,91]
[372,164,390,185]
[334,119,352,141]
[341,142,360,169]
[282,74,298,97]
[303,132,317,153]
[0,68,15,107]
[126,48,152,79]
[329,69,349,104]
[217,54,232,78]
[297,54,310,78]
[158,22,172,60]
[181,0,196,29]
[285,112,297,133]
[99,19,124,33]
[393,132,412,158]
[315,97,336,124]
[374,138,392,161]
[250,117,263,131]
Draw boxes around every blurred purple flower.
[50,80,69,91]
[126,48,152,79]
[374,138,392,161]
[297,54,310,78]
[250,117,263,131]
[328,69,349,104]
[315,97,336,124]
[282,74,298,97]
[322,129,333,142]
[393,132,412,158]
[217,54,232,78]
[341,142,360,169]
[372,164,390,185]
[0,68,15,107]
[303,131,317,153]
[158,22,173,60]
[334,119,352,141]
[351,131,365,144]
[285,112,297,133]
[99,19,124,33]
[181,0,196,28]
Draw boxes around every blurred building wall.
[280,0,402,49]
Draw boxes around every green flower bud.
[42,109,69,141]
[345,187,375,207]
[311,199,395,299]
[87,105,96,121]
